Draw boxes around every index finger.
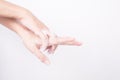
[57,37,82,46]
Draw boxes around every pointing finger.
[57,37,82,46]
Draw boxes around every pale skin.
[0,0,82,65]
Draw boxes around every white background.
[0,0,120,80]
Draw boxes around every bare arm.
[0,0,28,19]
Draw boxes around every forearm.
[0,17,29,38]
[0,0,28,19]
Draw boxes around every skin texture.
[0,1,82,65]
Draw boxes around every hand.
[0,17,82,64]
[0,0,81,53]
[0,1,82,65]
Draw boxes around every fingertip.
[78,43,82,46]
[38,56,51,65]
[34,48,50,65]
[75,41,82,46]
[44,60,51,65]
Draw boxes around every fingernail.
[44,60,50,65]
[78,42,82,45]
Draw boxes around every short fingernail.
[77,42,82,46]
[44,60,50,65]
